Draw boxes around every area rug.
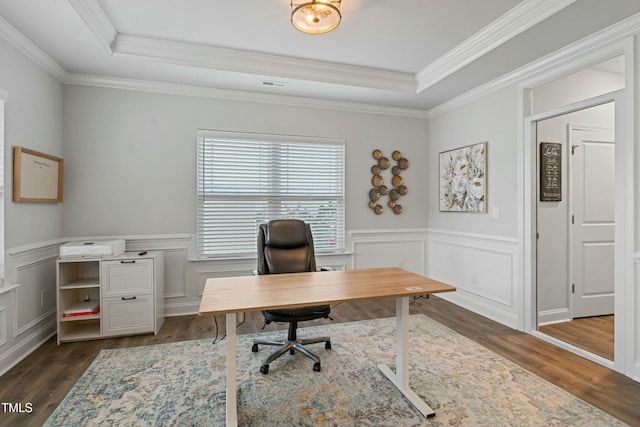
[44,314,626,426]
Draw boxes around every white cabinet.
[56,251,164,344]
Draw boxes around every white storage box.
[60,239,126,258]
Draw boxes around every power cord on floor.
[411,294,430,304]
[211,312,246,345]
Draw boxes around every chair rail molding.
[350,228,428,275]
[1,230,421,373]
[427,228,520,329]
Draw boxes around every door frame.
[523,88,628,373]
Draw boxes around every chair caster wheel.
[260,364,269,374]
[325,341,331,350]
[313,362,321,372]
[251,344,259,352]
[289,349,295,355]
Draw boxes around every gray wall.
[0,37,64,248]
[62,86,429,238]
[426,85,521,329]
[0,35,63,376]
[428,85,519,238]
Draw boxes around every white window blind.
[197,130,345,258]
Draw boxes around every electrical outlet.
[471,273,478,285]
[40,290,46,307]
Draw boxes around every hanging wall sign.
[540,142,562,201]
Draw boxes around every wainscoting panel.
[427,229,519,329]
[0,295,8,348]
[632,257,640,382]
[0,230,419,374]
[1,242,60,376]
[350,229,427,275]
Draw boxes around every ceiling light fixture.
[291,0,342,35]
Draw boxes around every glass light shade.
[291,1,341,34]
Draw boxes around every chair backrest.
[257,219,317,274]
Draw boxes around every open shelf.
[59,278,100,289]
[58,319,101,343]
[60,313,100,322]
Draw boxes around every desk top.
[199,267,455,316]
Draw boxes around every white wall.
[427,85,520,328]
[426,28,640,381]
[0,36,64,375]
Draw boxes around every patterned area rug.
[44,315,626,426]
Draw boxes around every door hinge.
[571,214,575,224]
[572,283,575,293]
[536,232,540,240]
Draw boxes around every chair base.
[252,336,331,374]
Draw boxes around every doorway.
[526,88,626,370]
[535,107,615,361]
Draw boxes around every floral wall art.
[439,142,487,212]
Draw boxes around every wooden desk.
[199,267,456,427]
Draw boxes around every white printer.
[60,239,126,258]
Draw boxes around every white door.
[570,125,615,318]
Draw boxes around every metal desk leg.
[226,313,238,427]
[378,296,436,418]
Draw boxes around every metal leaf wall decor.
[369,149,409,214]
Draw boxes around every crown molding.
[415,0,576,93]
[112,34,416,93]
[69,0,416,93]
[67,0,117,54]
[65,73,430,118]
[67,0,579,96]
[0,15,68,82]
[0,10,427,118]
[426,12,640,118]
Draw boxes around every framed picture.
[13,146,64,203]
[439,142,487,212]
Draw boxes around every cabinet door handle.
[120,260,136,264]
[121,296,137,301]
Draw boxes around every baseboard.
[437,290,519,330]
[538,308,571,326]
[0,321,56,377]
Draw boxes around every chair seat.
[263,305,331,323]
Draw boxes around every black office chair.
[251,219,332,374]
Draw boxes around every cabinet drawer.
[102,295,154,336]
[102,259,153,296]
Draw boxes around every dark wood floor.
[1,296,638,427]
[540,315,615,360]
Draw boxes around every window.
[197,130,345,258]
